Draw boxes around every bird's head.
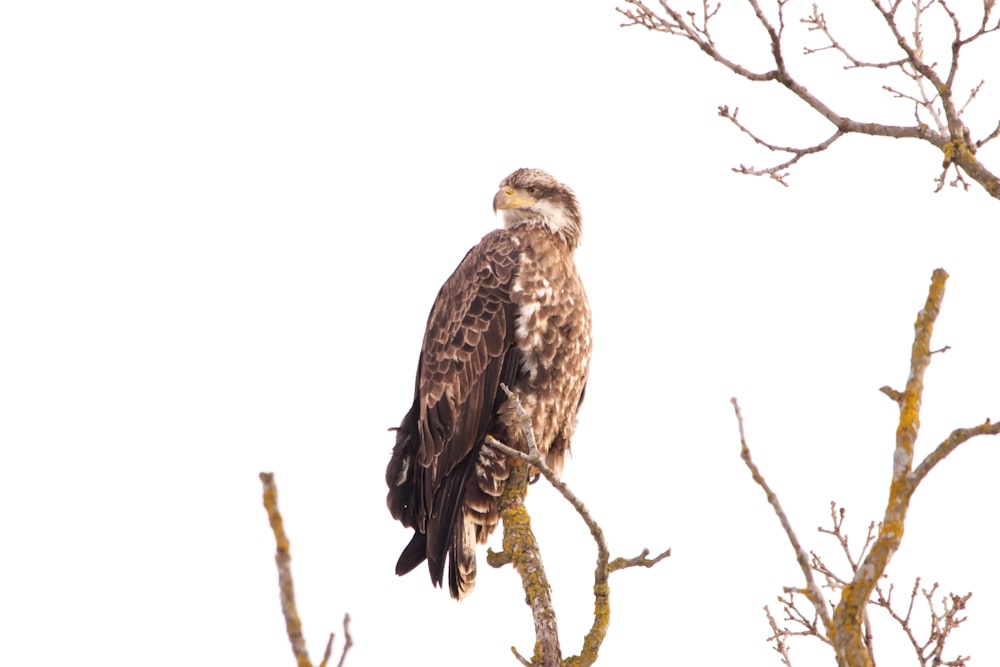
[493,168,582,249]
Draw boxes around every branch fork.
[486,384,670,666]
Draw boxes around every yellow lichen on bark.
[565,581,611,667]
[487,394,669,667]
[830,269,949,667]
[495,464,562,667]
[260,472,313,667]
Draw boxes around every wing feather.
[385,229,520,592]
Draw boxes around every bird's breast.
[511,249,592,389]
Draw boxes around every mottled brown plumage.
[385,168,592,599]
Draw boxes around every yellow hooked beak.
[493,187,536,215]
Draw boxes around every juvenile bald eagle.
[385,168,592,599]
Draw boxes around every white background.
[2,1,998,665]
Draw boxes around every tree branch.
[260,472,351,667]
[731,398,833,633]
[764,604,796,667]
[830,268,949,667]
[910,418,1000,487]
[261,471,313,667]
[719,105,845,184]
[488,385,669,667]
[871,578,972,666]
[733,269,995,666]
[487,462,562,667]
[618,0,1000,198]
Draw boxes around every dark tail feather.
[448,508,477,599]
[395,531,427,576]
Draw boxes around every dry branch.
[618,0,1000,198]
[769,502,977,665]
[829,269,952,667]
[260,472,352,667]
[764,604,796,667]
[832,269,994,665]
[731,269,998,666]
[487,384,670,667]
[487,461,562,667]
[731,397,832,633]
[872,579,972,667]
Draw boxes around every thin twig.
[871,577,972,666]
[764,605,795,667]
[318,634,335,667]
[335,614,353,667]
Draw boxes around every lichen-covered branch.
[731,268,999,666]
[617,0,1000,198]
[488,385,670,667]
[488,462,561,667]
[499,467,559,667]
[828,268,999,667]
[608,548,672,573]
[770,505,972,665]
[830,269,949,666]
[259,472,352,667]
[261,471,313,667]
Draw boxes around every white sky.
[2,2,998,665]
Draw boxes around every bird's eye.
[526,186,539,196]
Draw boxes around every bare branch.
[911,418,1000,487]
[609,547,672,573]
[316,614,353,667]
[489,433,670,667]
[260,472,314,667]
[977,119,1000,148]
[617,0,1000,198]
[879,385,904,404]
[776,589,830,643]
[817,503,877,575]
[318,634,335,667]
[802,5,907,69]
[617,0,782,82]
[486,461,561,667]
[869,1,1000,196]
[830,268,949,667]
[260,474,350,667]
[746,270,991,666]
[718,105,845,184]
[958,80,986,116]
[731,397,832,633]
[872,577,972,666]
[489,384,669,667]
[764,605,796,667]
[335,615,353,667]
[510,647,533,667]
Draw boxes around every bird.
[385,168,592,599]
